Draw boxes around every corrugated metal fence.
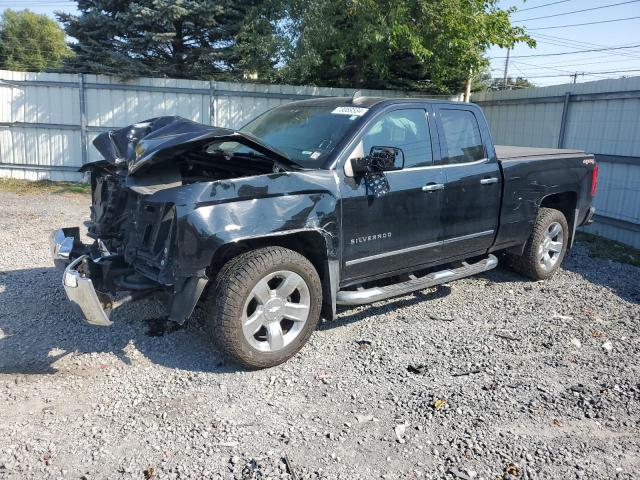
[473,76,640,248]
[0,70,417,182]
[2,70,636,248]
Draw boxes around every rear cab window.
[437,108,486,165]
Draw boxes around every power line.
[491,44,640,59]
[509,60,612,80]
[510,56,640,70]
[514,0,574,13]
[513,0,640,22]
[504,68,640,79]
[528,15,640,30]
[532,32,634,47]
[533,32,640,50]
[510,60,574,75]
[531,37,640,62]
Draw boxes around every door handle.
[480,177,498,185]
[422,183,445,192]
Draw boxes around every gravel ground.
[0,190,639,480]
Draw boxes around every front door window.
[362,109,433,168]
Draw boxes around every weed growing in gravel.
[576,232,640,267]
[0,179,90,195]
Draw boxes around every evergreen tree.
[58,0,279,80]
[0,9,73,72]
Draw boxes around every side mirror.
[351,146,405,176]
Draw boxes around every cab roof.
[286,96,464,109]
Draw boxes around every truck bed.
[495,145,587,160]
[491,144,595,255]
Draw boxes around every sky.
[1,0,639,87]
[487,0,640,86]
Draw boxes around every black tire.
[205,246,322,369]
[508,207,569,280]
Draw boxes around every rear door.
[434,105,501,258]
[340,106,445,282]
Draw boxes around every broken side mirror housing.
[351,146,405,176]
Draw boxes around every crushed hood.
[91,116,297,174]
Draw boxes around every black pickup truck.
[51,96,597,368]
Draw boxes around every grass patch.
[576,232,640,267]
[0,179,90,195]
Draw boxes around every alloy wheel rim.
[241,270,311,352]
[538,221,564,272]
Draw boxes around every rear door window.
[438,109,485,165]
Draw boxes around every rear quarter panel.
[493,154,595,250]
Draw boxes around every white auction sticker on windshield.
[331,106,368,116]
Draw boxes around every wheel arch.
[208,230,339,321]
[539,191,578,248]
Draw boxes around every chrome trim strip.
[386,157,489,173]
[442,230,494,244]
[346,240,441,266]
[345,229,494,267]
[438,158,489,169]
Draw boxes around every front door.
[340,107,445,282]
[434,105,501,258]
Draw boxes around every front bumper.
[63,255,113,326]
[51,227,203,325]
[51,228,113,326]
[50,227,80,270]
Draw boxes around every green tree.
[0,9,73,72]
[470,67,493,92]
[489,76,535,90]
[280,0,533,94]
[58,0,280,80]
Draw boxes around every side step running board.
[336,254,498,306]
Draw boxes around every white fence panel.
[474,76,640,248]
[0,70,416,182]
[564,97,640,157]
[0,127,82,171]
[84,75,211,128]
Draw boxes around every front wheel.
[205,246,322,369]
[508,207,569,280]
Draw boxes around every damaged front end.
[52,116,320,327]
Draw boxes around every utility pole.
[464,68,473,102]
[502,48,511,90]
[570,72,583,84]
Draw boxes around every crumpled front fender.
[145,170,342,278]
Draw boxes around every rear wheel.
[206,246,322,369]
[508,207,569,280]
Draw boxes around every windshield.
[238,104,368,167]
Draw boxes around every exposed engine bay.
[86,146,289,244]
[61,116,307,324]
